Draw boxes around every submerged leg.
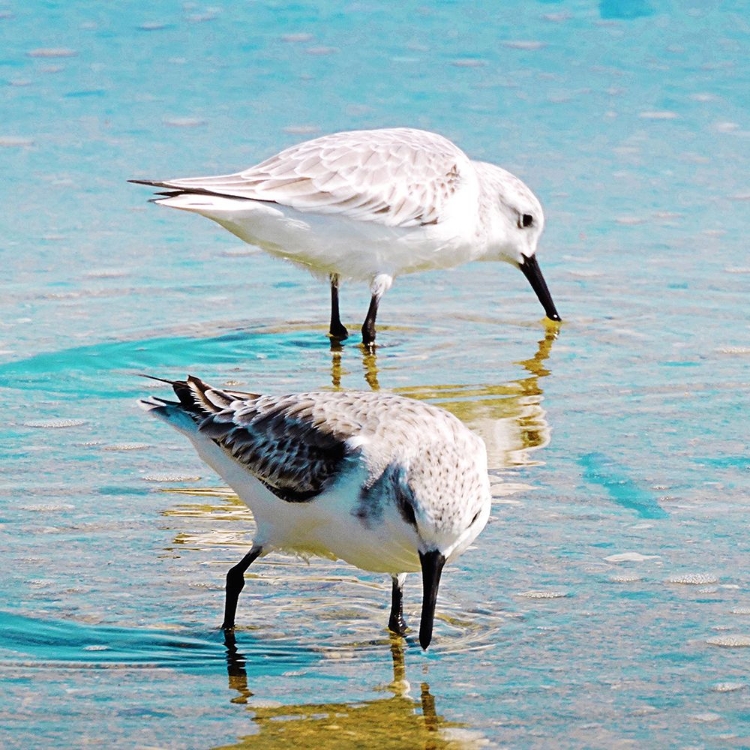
[329,274,349,340]
[388,573,408,636]
[221,544,263,631]
[362,295,380,348]
[361,273,392,347]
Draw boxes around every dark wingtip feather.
[133,179,255,201]
[129,178,171,188]
[138,373,176,386]
[171,376,208,413]
[138,373,205,412]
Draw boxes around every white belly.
[158,193,484,282]
[191,435,421,574]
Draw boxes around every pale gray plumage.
[131,127,560,344]
[142,128,464,228]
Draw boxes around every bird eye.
[519,213,534,229]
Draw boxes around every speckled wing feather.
[136,128,470,228]
[172,377,359,502]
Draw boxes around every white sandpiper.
[140,376,492,649]
[131,127,560,346]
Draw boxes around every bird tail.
[151,192,257,214]
[128,177,261,215]
[139,394,200,436]
[138,375,258,433]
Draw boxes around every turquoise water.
[2,0,750,747]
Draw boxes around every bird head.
[475,162,560,322]
[404,431,492,649]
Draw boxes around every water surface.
[2,0,749,747]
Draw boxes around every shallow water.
[2,0,750,747]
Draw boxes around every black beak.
[519,255,561,322]
[419,549,446,650]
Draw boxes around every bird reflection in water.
[219,631,475,749]
[329,338,381,391]
[329,325,558,469]
[330,339,344,389]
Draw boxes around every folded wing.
[131,128,469,228]
[172,376,360,503]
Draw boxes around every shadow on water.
[0,610,316,675]
[545,0,654,19]
[0,327,336,396]
[218,632,480,749]
[599,0,654,20]
[579,452,669,519]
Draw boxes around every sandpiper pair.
[133,128,561,649]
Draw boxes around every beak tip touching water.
[519,255,561,323]
[419,550,447,650]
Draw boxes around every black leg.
[361,293,380,348]
[221,544,262,631]
[329,274,349,340]
[388,573,407,636]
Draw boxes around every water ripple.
[0,611,317,674]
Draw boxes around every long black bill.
[419,549,446,650]
[519,255,561,322]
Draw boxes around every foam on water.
[706,635,750,649]
[668,574,720,586]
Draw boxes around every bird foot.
[388,615,408,637]
[361,338,377,354]
[328,323,349,341]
